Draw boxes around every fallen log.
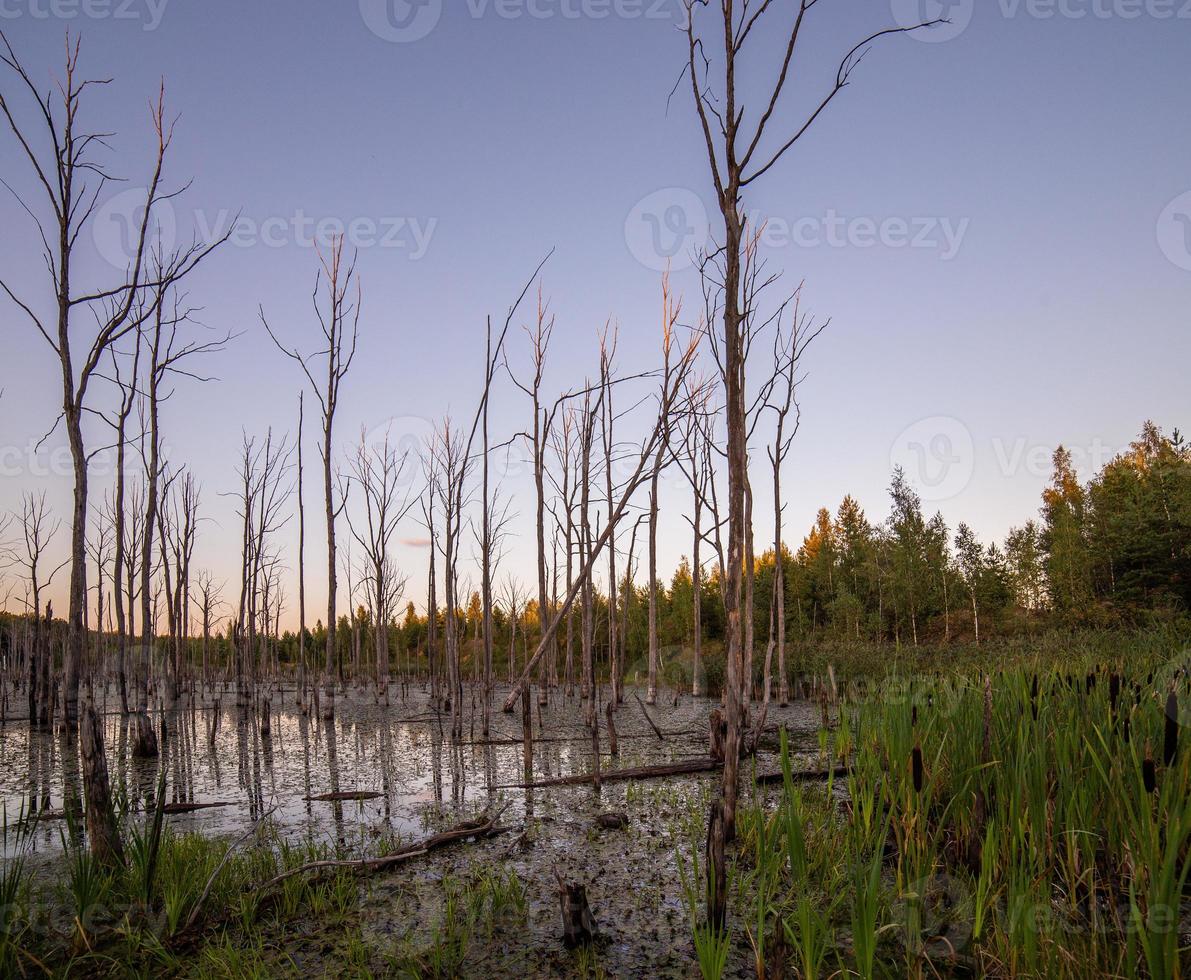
[304,791,384,802]
[161,801,236,814]
[634,693,666,741]
[754,765,850,785]
[256,806,511,891]
[494,756,720,789]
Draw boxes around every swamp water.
[0,685,825,976]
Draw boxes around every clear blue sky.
[1,1,1188,625]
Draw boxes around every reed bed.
[707,643,1191,978]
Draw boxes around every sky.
[0,0,1188,627]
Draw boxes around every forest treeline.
[9,420,1184,695]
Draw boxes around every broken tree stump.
[709,709,725,763]
[706,798,726,933]
[556,872,598,947]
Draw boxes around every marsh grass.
[708,636,1191,978]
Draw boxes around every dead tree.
[507,288,556,700]
[5,492,67,727]
[431,419,470,737]
[647,279,682,704]
[681,0,938,835]
[296,392,308,699]
[194,569,222,688]
[346,426,416,699]
[262,237,359,719]
[674,379,714,696]
[598,326,621,706]
[86,504,113,688]
[765,292,825,704]
[105,330,142,715]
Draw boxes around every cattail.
[1164,690,1179,767]
[983,675,993,764]
[912,744,924,793]
[1086,673,1095,693]
[911,705,918,728]
[1030,674,1039,721]
[1122,710,1131,744]
[1143,741,1157,794]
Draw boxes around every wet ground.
[0,682,828,976]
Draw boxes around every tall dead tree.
[507,287,556,702]
[431,419,469,737]
[647,280,681,704]
[296,392,308,699]
[106,331,142,714]
[262,237,359,720]
[765,291,825,704]
[675,378,714,696]
[598,326,622,706]
[682,0,940,839]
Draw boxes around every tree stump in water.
[81,698,124,867]
[556,875,598,947]
[595,811,628,830]
[706,798,726,933]
[133,709,158,758]
[605,700,618,756]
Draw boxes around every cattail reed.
[1109,673,1120,715]
[1164,690,1178,767]
[1030,674,1038,720]
[912,744,924,793]
[1143,741,1157,794]
[983,675,993,764]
